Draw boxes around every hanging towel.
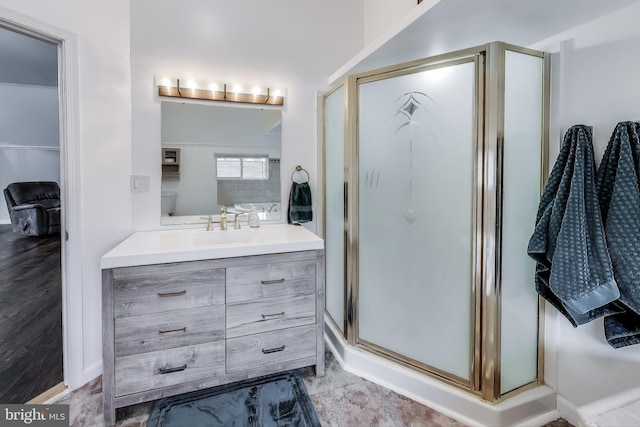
[595,121,640,348]
[288,181,313,224]
[527,125,621,326]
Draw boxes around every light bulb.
[209,83,219,92]
[162,78,172,88]
[273,89,282,98]
[232,84,242,93]
[187,80,197,89]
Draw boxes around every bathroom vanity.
[100,224,325,426]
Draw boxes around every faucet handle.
[200,215,213,231]
[233,213,244,229]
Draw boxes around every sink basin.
[100,224,325,269]
[191,229,257,246]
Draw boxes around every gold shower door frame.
[322,42,550,403]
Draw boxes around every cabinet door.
[115,341,225,396]
[115,305,225,357]
[113,268,225,317]
[226,259,315,303]
[226,293,316,338]
[226,325,316,373]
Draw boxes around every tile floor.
[55,350,572,426]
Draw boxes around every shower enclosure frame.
[322,41,551,403]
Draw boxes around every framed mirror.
[160,101,282,226]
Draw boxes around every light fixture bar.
[156,75,285,106]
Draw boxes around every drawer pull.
[261,312,285,320]
[158,327,187,335]
[261,345,286,354]
[261,278,285,285]
[158,364,187,374]
[157,290,187,298]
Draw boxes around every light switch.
[131,175,150,193]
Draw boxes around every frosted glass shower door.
[500,50,544,394]
[357,59,478,382]
[323,84,346,333]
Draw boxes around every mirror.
[160,101,282,226]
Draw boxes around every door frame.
[0,5,83,390]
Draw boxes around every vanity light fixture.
[156,75,286,106]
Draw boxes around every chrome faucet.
[268,203,278,213]
[233,213,246,229]
[200,215,213,231]
[220,206,227,231]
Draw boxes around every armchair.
[3,181,61,236]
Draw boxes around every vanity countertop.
[101,224,324,269]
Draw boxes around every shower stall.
[322,42,550,404]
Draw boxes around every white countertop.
[101,224,324,269]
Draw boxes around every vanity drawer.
[226,293,316,338]
[113,268,225,317]
[226,259,315,303]
[226,325,316,373]
[115,305,225,357]
[114,341,225,396]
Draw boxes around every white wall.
[130,0,364,233]
[0,0,132,388]
[532,2,640,417]
[364,0,418,45]
[0,84,58,147]
[0,83,60,221]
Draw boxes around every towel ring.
[291,165,309,183]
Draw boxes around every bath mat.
[146,371,321,427]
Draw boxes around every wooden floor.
[0,224,62,403]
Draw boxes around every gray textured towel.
[528,125,621,326]
[596,121,640,348]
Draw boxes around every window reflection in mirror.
[160,101,282,226]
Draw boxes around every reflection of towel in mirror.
[288,182,312,224]
[527,125,621,326]
[596,122,640,348]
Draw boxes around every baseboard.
[324,318,558,427]
[82,361,102,389]
[515,409,563,427]
[557,394,582,427]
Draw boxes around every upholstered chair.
[3,181,61,236]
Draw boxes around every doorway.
[0,25,63,403]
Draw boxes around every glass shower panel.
[500,50,543,394]
[357,60,477,381]
[323,85,346,333]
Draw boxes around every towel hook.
[291,165,309,183]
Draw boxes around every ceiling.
[0,26,57,87]
[331,0,639,82]
[0,1,636,89]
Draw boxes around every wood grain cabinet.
[102,250,325,426]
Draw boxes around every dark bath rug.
[146,371,321,427]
